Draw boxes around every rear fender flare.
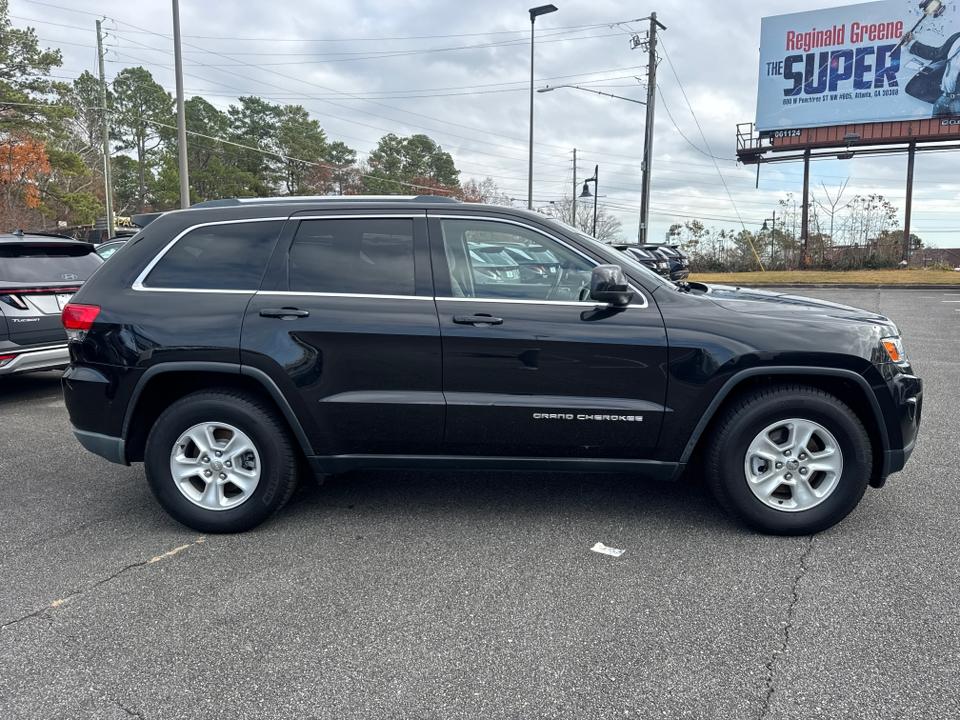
[121,362,315,461]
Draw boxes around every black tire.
[705,385,872,535]
[144,389,298,533]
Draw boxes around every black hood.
[703,284,898,331]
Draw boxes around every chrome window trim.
[431,214,648,309]
[286,213,424,220]
[435,296,614,308]
[132,288,256,295]
[258,291,432,301]
[132,217,288,292]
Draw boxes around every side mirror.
[589,265,634,307]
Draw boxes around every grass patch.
[688,269,960,285]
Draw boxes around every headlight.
[881,336,908,364]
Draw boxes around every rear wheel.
[144,389,298,533]
[706,385,872,535]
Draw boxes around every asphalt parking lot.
[1,287,957,720]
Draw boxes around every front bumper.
[873,372,922,487]
[0,344,70,376]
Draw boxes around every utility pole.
[172,0,190,208]
[638,12,666,244]
[95,21,114,239]
[572,148,577,229]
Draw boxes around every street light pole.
[528,4,557,210]
[538,84,646,106]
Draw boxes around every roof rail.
[133,194,466,228]
[189,194,462,209]
[4,229,81,241]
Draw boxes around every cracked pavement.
[1,288,958,719]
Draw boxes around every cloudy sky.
[10,0,960,247]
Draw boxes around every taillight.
[0,286,81,311]
[0,354,17,368]
[62,303,100,338]
[0,286,81,295]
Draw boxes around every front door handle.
[453,314,503,326]
[260,307,310,319]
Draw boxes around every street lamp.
[528,4,558,210]
[760,211,776,233]
[538,84,646,106]
[761,211,776,267]
[579,164,598,238]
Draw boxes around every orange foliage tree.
[0,134,51,229]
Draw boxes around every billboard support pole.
[904,140,916,264]
[801,148,810,270]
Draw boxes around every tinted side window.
[145,220,284,290]
[289,218,415,296]
[439,219,594,302]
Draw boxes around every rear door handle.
[259,307,310,319]
[453,314,503,326]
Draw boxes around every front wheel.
[144,389,299,533]
[706,385,872,535]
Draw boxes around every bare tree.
[810,180,850,268]
[545,196,623,242]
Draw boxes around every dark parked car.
[611,244,670,278]
[500,243,562,284]
[467,243,522,285]
[0,231,102,376]
[61,196,922,536]
[645,243,689,281]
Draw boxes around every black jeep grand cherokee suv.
[61,197,922,535]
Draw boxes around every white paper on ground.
[591,542,625,557]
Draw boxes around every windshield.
[541,217,674,289]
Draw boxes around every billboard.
[756,0,960,132]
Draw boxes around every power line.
[658,37,752,240]
[104,30,586,162]
[21,3,632,43]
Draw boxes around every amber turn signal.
[882,338,903,363]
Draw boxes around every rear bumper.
[0,344,69,376]
[72,427,128,465]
